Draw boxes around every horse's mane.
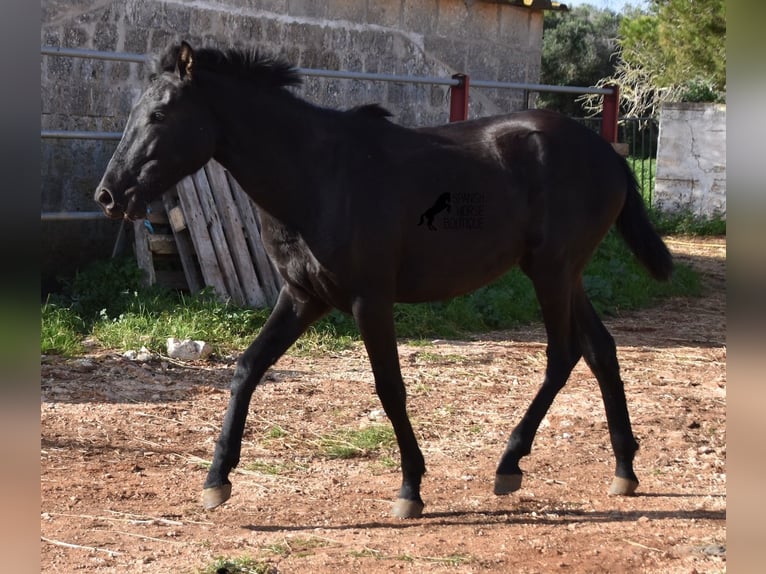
[158,44,302,89]
[348,103,393,119]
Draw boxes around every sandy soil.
[41,236,726,573]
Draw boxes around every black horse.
[95,42,673,519]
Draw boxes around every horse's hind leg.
[203,285,329,509]
[572,284,639,495]
[495,278,582,495]
[353,296,426,519]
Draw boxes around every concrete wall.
[41,0,546,289]
[654,102,726,219]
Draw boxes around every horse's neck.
[208,84,324,224]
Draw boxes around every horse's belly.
[394,235,523,303]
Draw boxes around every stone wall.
[41,0,545,287]
[654,102,726,219]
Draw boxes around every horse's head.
[95,42,217,220]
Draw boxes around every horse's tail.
[615,159,674,281]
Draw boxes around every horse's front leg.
[352,297,426,519]
[202,285,328,509]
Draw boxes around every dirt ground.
[41,236,726,574]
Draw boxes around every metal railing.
[41,46,618,221]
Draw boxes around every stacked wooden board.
[132,160,282,308]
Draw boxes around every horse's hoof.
[392,498,424,519]
[608,476,639,496]
[494,473,523,495]
[202,483,232,509]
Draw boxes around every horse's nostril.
[97,189,114,206]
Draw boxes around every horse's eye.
[150,111,165,122]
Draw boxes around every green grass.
[650,209,726,236]
[41,224,704,358]
[41,302,86,356]
[264,537,330,558]
[318,424,396,459]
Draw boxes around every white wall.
[654,102,726,219]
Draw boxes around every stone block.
[328,0,367,22]
[263,19,285,44]
[466,1,499,41]
[424,35,466,73]
[367,2,401,27]
[287,0,328,18]
[62,25,88,48]
[655,103,726,218]
[467,42,500,79]
[93,23,118,51]
[402,0,438,34]
[123,27,150,53]
[436,0,470,39]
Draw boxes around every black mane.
[158,44,302,88]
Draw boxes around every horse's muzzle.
[95,188,125,219]
[95,187,147,220]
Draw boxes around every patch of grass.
[198,555,275,574]
[348,548,472,566]
[584,230,701,317]
[264,537,330,558]
[264,425,287,440]
[650,209,726,236]
[41,302,86,356]
[287,321,357,356]
[242,461,289,475]
[89,288,270,355]
[41,224,703,357]
[373,455,398,471]
[319,424,396,459]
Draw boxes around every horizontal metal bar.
[41,46,612,95]
[41,130,123,140]
[41,211,107,221]
[40,45,147,63]
[297,67,460,86]
[471,79,613,95]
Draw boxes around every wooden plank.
[167,206,186,232]
[162,190,204,293]
[132,220,156,286]
[205,161,270,308]
[225,171,283,305]
[147,234,178,255]
[190,169,247,306]
[175,176,230,301]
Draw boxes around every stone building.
[41,0,561,288]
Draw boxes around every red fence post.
[600,83,619,143]
[449,73,470,122]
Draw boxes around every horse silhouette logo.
[418,192,451,230]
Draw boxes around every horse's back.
[390,110,631,300]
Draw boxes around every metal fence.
[41,46,626,220]
[574,116,659,206]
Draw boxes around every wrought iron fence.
[574,116,659,206]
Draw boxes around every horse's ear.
[176,41,194,81]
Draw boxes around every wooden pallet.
[133,160,282,308]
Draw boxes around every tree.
[538,5,622,116]
[583,0,726,117]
